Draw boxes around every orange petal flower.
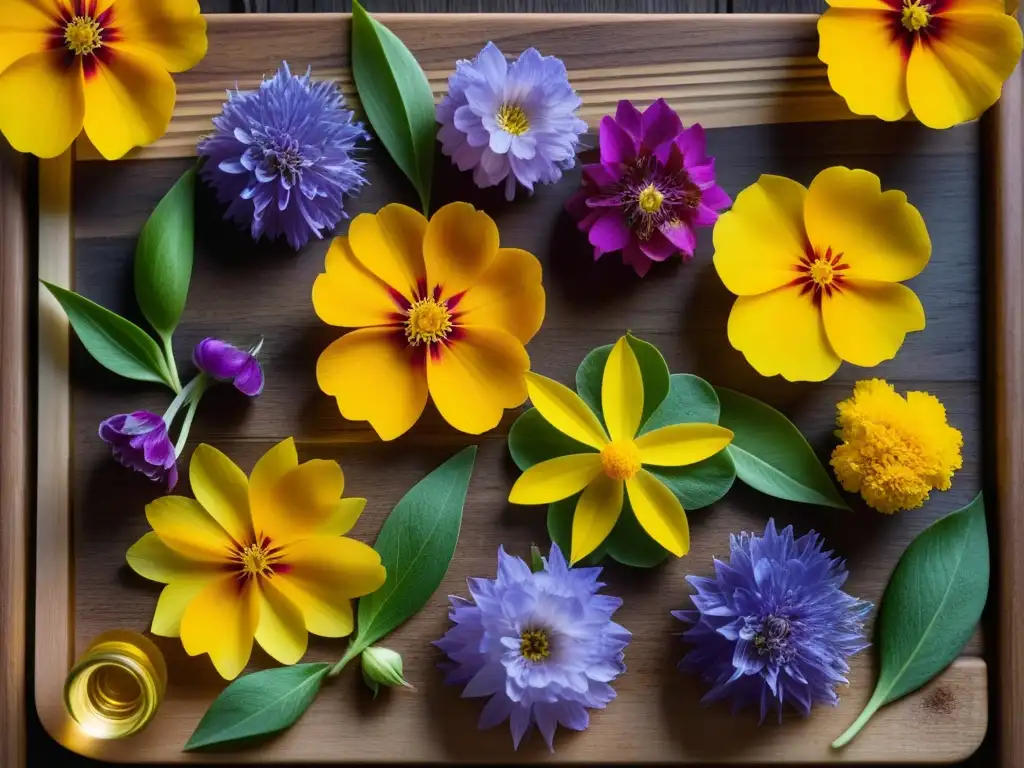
[0,0,207,159]
[818,0,1022,129]
[312,202,546,440]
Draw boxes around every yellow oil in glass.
[63,629,167,739]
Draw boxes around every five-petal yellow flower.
[508,337,733,564]
[126,439,385,680]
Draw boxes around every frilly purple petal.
[98,411,178,489]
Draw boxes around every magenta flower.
[566,99,731,277]
[99,411,179,489]
[193,338,264,397]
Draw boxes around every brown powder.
[924,686,957,715]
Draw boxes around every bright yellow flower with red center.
[713,167,931,382]
[312,202,546,440]
[818,0,1023,129]
[0,0,207,159]
[126,439,385,680]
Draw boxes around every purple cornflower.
[673,519,871,723]
[193,338,264,397]
[99,411,178,489]
[198,61,369,251]
[566,98,731,277]
[435,544,630,751]
[437,42,586,201]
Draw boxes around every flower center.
[809,258,835,286]
[520,629,550,662]
[753,615,792,657]
[64,15,103,56]
[496,102,530,136]
[235,541,275,578]
[637,184,665,214]
[901,0,931,32]
[405,297,453,346]
[600,440,642,481]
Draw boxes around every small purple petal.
[615,99,643,141]
[193,338,265,397]
[98,411,178,489]
[640,98,683,152]
[233,358,265,397]
[588,214,632,255]
[598,115,636,165]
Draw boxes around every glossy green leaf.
[833,494,989,748]
[640,374,719,435]
[185,663,330,751]
[508,407,595,472]
[715,386,847,510]
[135,167,195,342]
[575,333,670,431]
[604,498,670,568]
[547,494,607,566]
[351,0,434,212]
[41,281,174,389]
[648,450,736,510]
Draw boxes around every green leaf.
[640,374,719,435]
[546,494,606,566]
[41,281,174,389]
[648,450,736,510]
[832,494,989,748]
[575,333,670,431]
[508,407,595,472]
[715,386,847,510]
[184,663,330,751]
[353,446,476,654]
[134,168,195,341]
[604,498,670,568]
[351,0,435,212]
[529,544,545,573]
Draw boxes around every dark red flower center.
[791,245,849,305]
[386,280,467,362]
[886,0,948,57]
[620,156,701,241]
[49,0,121,78]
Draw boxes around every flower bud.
[360,646,413,698]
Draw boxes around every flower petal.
[427,326,529,435]
[313,236,406,328]
[82,49,176,160]
[599,114,637,164]
[821,279,925,367]
[817,8,911,122]
[452,248,545,344]
[192,338,251,380]
[106,0,208,73]
[571,473,624,564]
[348,204,428,303]
[0,50,85,158]
[635,423,734,467]
[727,286,842,382]
[906,8,1023,129]
[254,578,308,666]
[180,574,258,680]
[0,0,59,76]
[248,437,298,537]
[712,175,809,296]
[316,328,428,441]
[525,371,610,449]
[804,166,931,282]
[508,453,603,505]
[152,577,214,637]
[319,498,366,537]
[423,202,500,301]
[145,495,235,562]
[189,443,253,546]
[602,336,644,442]
[126,531,217,583]
[640,97,683,151]
[625,470,690,557]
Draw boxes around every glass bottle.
[63,629,167,739]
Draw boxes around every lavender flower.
[99,411,178,489]
[193,338,264,397]
[673,519,871,723]
[198,61,368,250]
[437,42,586,201]
[435,544,630,751]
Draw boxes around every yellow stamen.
[637,184,665,214]
[405,297,453,346]
[64,16,103,56]
[496,103,530,136]
[520,629,550,662]
[809,259,835,286]
[238,543,272,577]
[600,440,642,481]
[901,0,931,32]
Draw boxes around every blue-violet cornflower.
[99,411,179,489]
[673,519,871,723]
[193,337,265,397]
[435,544,630,751]
[437,42,586,201]
[198,61,369,250]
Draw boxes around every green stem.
[831,689,886,749]
[171,374,210,458]
[161,373,201,427]
[162,334,183,393]
[328,642,363,678]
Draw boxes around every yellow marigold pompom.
[830,379,962,515]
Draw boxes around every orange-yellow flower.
[713,167,930,382]
[0,0,207,159]
[818,0,1023,129]
[126,439,385,680]
[312,202,546,440]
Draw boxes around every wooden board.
[24,9,1010,767]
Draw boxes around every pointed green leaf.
[529,544,545,572]
[546,494,606,566]
[184,663,330,751]
[648,450,736,510]
[640,374,719,435]
[715,386,848,509]
[41,281,174,389]
[833,494,988,748]
[604,498,670,568]
[508,407,595,472]
[351,0,435,212]
[575,334,670,431]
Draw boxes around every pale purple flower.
[99,411,178,489]
[437,42,586,201]
[673,519,871,723]
[435,544,630,751]
[566,98,731,277]
[198,61,368,251]
[193,338,264,397]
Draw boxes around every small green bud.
[360,646,414,698]
[530,544,544,572]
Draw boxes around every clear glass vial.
[63,629,167,739]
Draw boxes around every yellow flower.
[713,167,930,382]
[312,202,545,440]
[818,0,1022,130]
[0,0,207,159]
[831,379,963,514]
[126,439,386,680]
[507,337,733,564]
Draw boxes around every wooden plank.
[733,0,824,11]
[243,1,728,11]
